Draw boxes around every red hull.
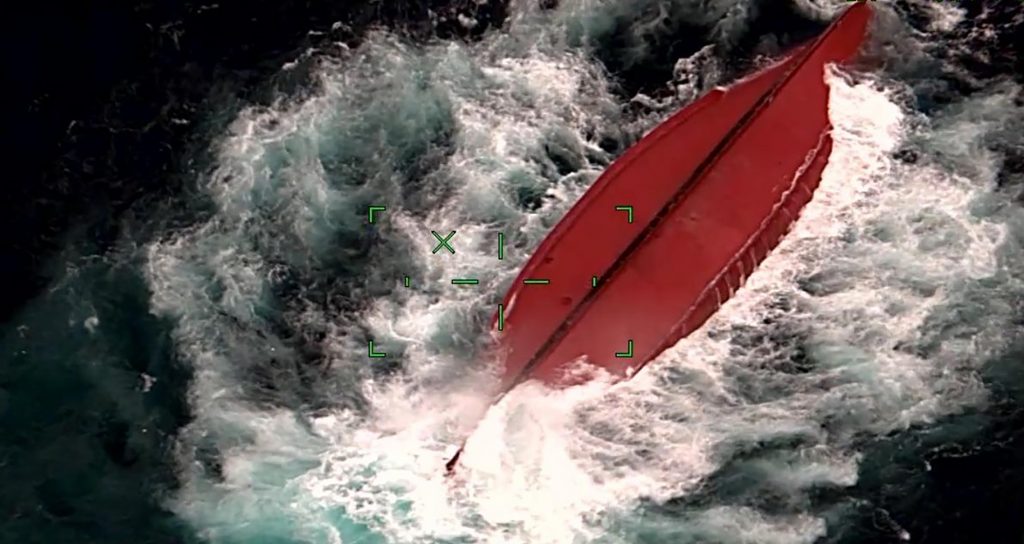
[490,2,873,392]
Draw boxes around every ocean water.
[3,0,1023,543]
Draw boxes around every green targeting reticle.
[431,230,457,254]
[365,204,636,360]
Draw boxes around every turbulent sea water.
[4,0,1024,543]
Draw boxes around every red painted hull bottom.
[446,2,873,473]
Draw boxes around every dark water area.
[833,4,1024,541]
[4,1,503,542]
[3,0,509,323]
[3,0,1024,542]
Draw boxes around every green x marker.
[431,230,456,254]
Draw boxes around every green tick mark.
[368,206,386,224]
[615,205,634,224]
[451,278,479,285]
[498,232,505,260]
[404,276,411,288]
[615,339,634,358]
[369,340,386,358]
[498,303,505,331]
[431,230,456,254]
[523,279,550,285]
[591,275,598,287]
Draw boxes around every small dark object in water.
[894,148,919,164]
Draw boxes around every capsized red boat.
[447,1,874,473]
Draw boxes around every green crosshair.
[431,230,456,254]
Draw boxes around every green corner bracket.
[368,205,386,224]
[614,205,634,224]
[615,339,634,359]
[368,340,386,359]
